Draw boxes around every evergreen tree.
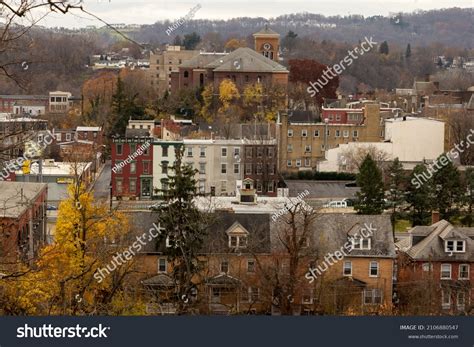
[379,41,389,55]
[154,147,209,313]
[432,157,463,221]
[406,164,434,226]
[282,30,298,53]
[405,43,411,59]
[387,157,405,227]
[173,35,182,46]
[354,154,385,214]
[183,32,201,50]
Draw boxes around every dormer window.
[445,240,465,253]
[351,236,371,250]
[228,235,247,248]
[226,222,249,249]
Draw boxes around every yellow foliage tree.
[224,38,247,51]
[218,79,240,113]
[0,184,144,315]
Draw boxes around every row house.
[0,181,48,263]
[396,219,474,314]
[0,91,79,115]
[111,129,154,200]
[135,205,395,315]
[152,140,182,197]
[277,103,384,173]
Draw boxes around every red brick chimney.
[432,211,440,224]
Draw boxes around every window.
[287,144,293,152]
[352,236,371,250]
[296,159,301,167]
[245,164,252,175]
[138,159,146,174]
[220,260,229,273]
[267,147,274,157]
[187,147,193,157]
[459,264,469,279]
[287,160,292,167]
[335,130,340,137]
[256,163,262,175]
[200,147,206,157]
[441,290,451,309]
[336,114,341,121]
[364,289,382,305]
[422,263,433,272]
[256,181,263,192]
[199,163,206,174]
[234,163,240,174]
[116,143,123,155]
[221,147,227,157]
[130,161,136,174]
[247,260,255,273]
[445,240,465,253]
[343,130,349,138]
[457,292,466,310]
[220,180,227,193]
[246,147,253,158]
[328,115,334,120]
[301,129,307,137]
[369,261,379,277]
[162,146,168,157]
[66,133,71,141]
[234,147,240,157]
[269,164,275,175]
[184,71,189,78]
[304,158,311,167]
[288,129,293,137]
[129,179,136,193]
[257,147,263,158]
[221,163,227,174]
[116,179,123,194]
[162,162,168,174]
[353,130,359,137]
[130,143,137,154]
[158,258,167,273]
[228,235,247,248]
[305,145,311,153]
[198,180,205,193]
[441,264,452,279]
[230,236,237,247]
[343,261,352,276]
[115,161,124,174]
[314,130,320,137]
[326,129,330,136]
[267,181,274,193]
[249,287,259,302]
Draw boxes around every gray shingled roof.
[179,53,228,69]
[271,214,396,258]
[285,180,359,199]
[252,26,280,37]
[206,47,288,73]
[404,220,474,261]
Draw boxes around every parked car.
[148,201,168,210]
[323,200,348,208]
[46,204,58,211]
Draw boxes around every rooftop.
[0,182,47,218]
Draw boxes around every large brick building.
[277,104,385,173]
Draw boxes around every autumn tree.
[288,59,339,106]
[224,38,247,51]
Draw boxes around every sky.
[13,0,474,28]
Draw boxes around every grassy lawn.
[395,219,412,232]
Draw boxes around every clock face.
[263,43,271,51]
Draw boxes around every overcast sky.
[29,0,473,28]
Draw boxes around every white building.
[318,117,445,172]
[152,141,181,197]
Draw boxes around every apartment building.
[278,103,384,173]
[149,46,200,95]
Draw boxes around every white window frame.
[353,130,359,138]
[305,145,311,153]
[343,261,352,276]
[158,258,167,273]
[221,163,227,174]
[304,158,311,167]
[441,289,451,309]
[457,291,466,311]
[335,130,340,137]
[445,240,466,253]
[369,261,379,277]
[221,147,227,157]
[186,147,193,157]
[343,130,349,138]
[301,129,308,137]
[352,237,371,250]
[287,144,293,152]
[200,147,206,158]
[314,130,320,137]
[459,264,469,280]
[441,263,452,279]
[234,163,240,174]
[287,160,292,167]
[296,159,301,167]
[422,263,433,272]
[288,129,293,137]
[233,147,240,157]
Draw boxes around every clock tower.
[253,25,280,62]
